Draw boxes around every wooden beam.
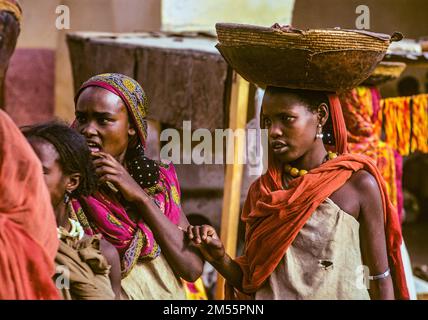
[215,72,250,300]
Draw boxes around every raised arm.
[94,153,204,282]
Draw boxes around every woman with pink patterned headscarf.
[72,73,204,299]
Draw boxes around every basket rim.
[215,22,399,42]
[215,42,389,53]
[372,61,407,73]
[364,61,406,83]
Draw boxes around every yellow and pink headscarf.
[75,73,149,148]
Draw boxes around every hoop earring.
[63,191,71,204]
[316,124,324,139]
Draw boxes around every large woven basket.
[362,61,406,86]
[216,23,402,92]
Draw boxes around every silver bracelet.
[368,268,391,281]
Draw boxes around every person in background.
[23,122,122,300]
[0,0,59,300]
[425,71,428,93]
[397,76,420,97]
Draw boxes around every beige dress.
[256,198,371,300]
[121,253,186,300]
[55,234,115,300]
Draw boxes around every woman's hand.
[185,224,244,290]
[186,225,226,263]
[92,151,146,203]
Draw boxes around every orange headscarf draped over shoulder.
[0,110,59,299]
[229,95,409,300]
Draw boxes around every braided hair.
[22,121,97,198]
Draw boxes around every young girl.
[24,122,121,300]
[186,87,409,300]
[72,73,204,299]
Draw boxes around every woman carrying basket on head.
[185,24,409,300]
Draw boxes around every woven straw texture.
[362,61,407,86]
[215,23,400,91]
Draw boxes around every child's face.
[29,139,68,210]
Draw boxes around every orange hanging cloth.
[381,94,428,156]
[411,94,428,154]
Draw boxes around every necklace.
[57,218,84,240]
[284,151,338,177]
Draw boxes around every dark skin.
[28,138,122,299]
[186,89,394,300]
[0,11,20,106]
[75,86,204,282]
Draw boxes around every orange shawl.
[0,110,59,299]
[229,96,409,300]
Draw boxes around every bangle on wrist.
[368,268,391,281]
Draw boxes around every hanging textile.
[340,87,402,219]
[381,94,428,156]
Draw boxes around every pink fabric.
[72,162,182,275]
[72,73,180,276]
[370,87,381,124]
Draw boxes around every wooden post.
[215,72,250,300]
